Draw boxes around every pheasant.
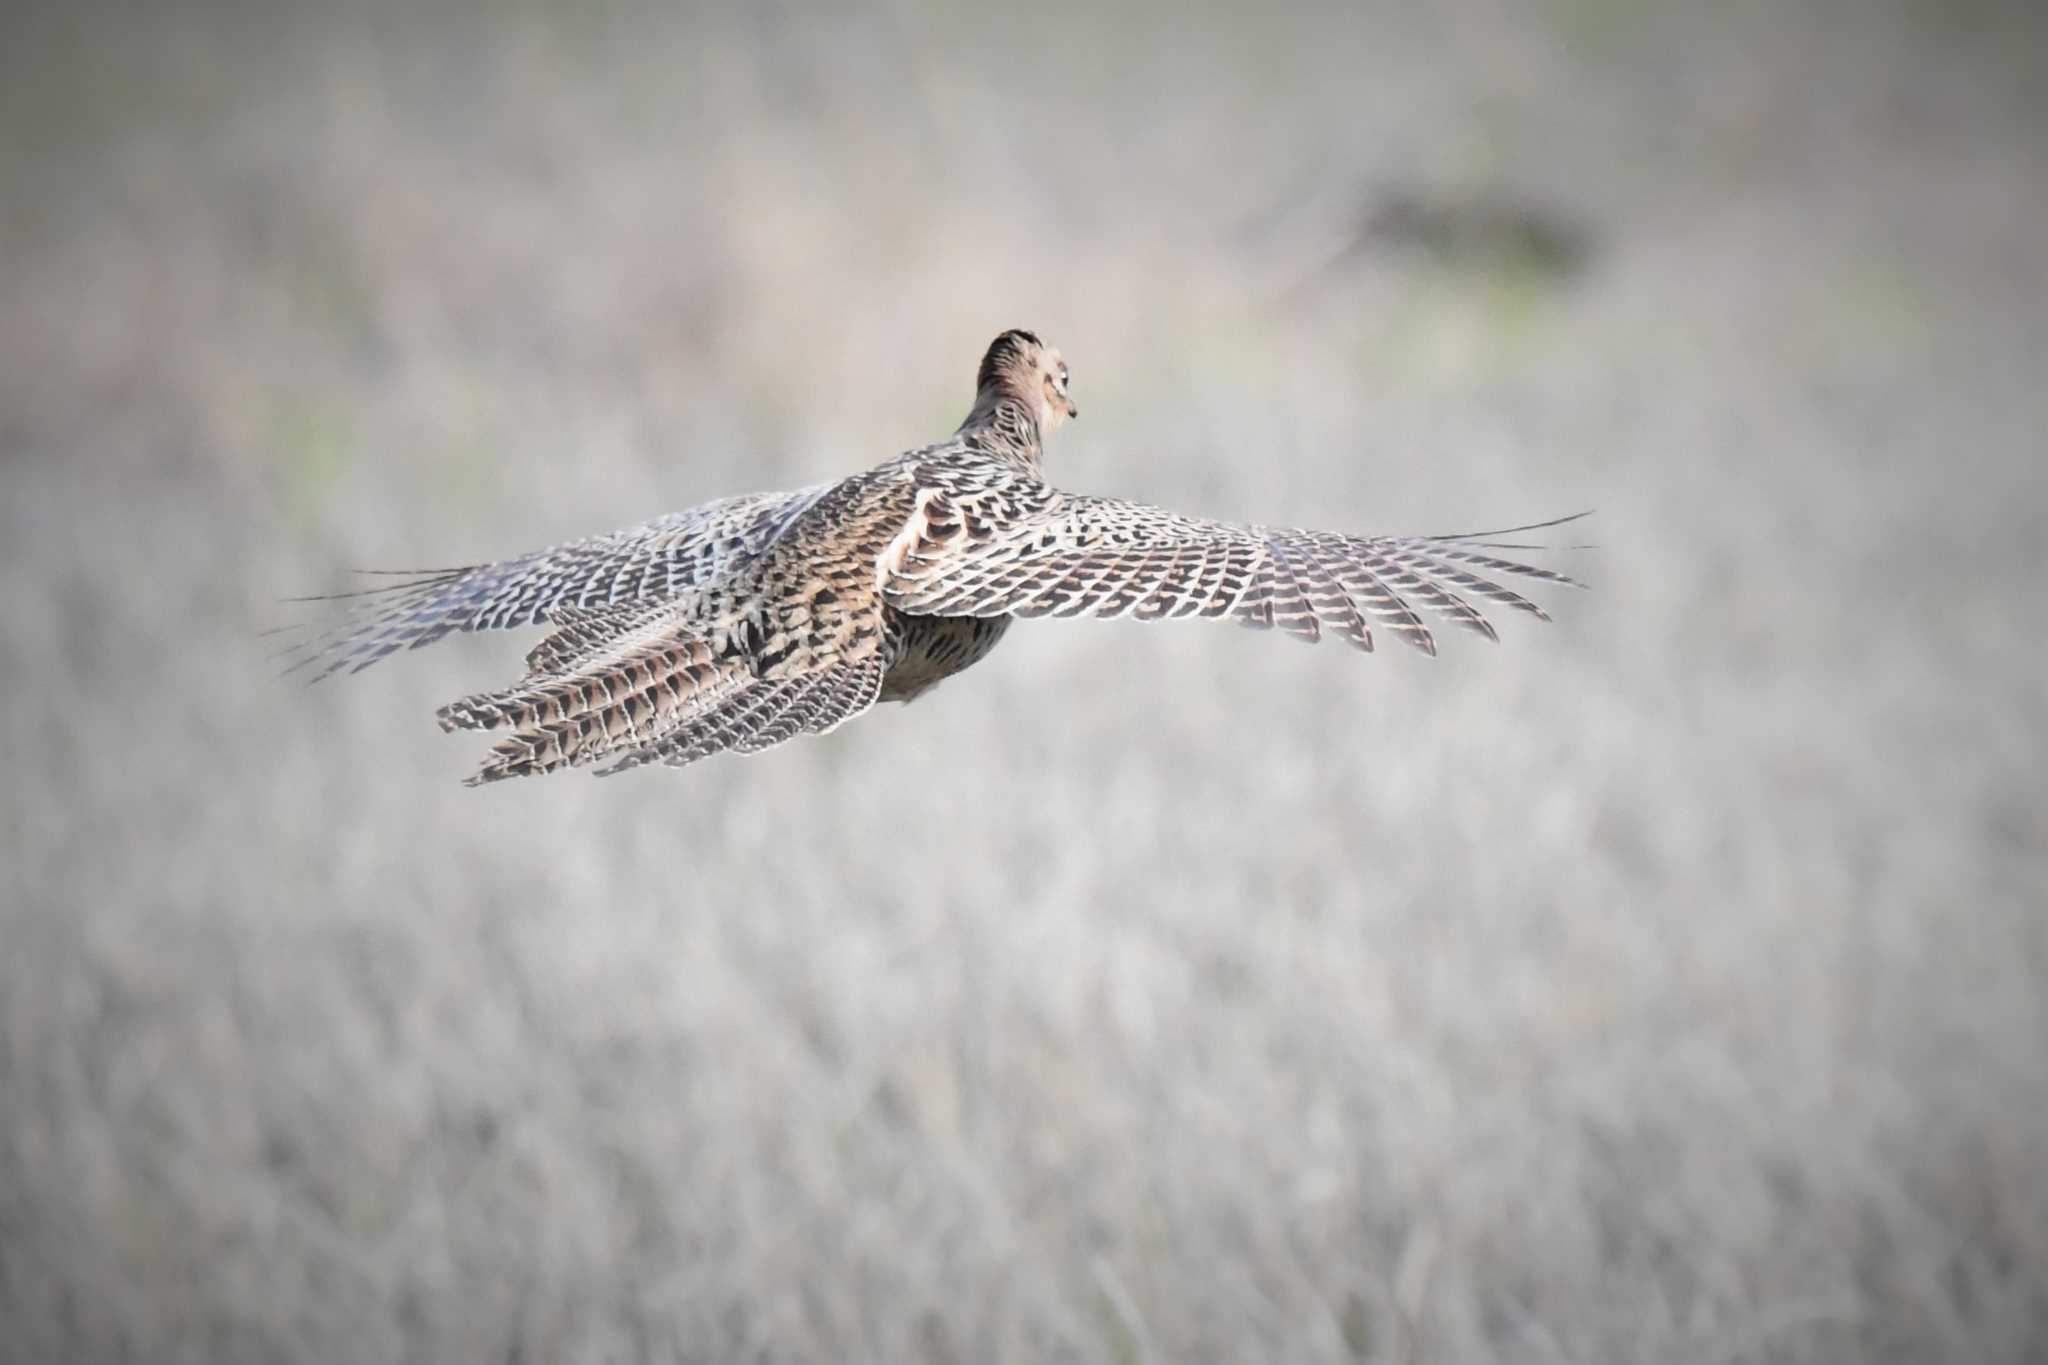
[286,330,1583,783]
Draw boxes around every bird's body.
[288,331,1582,783]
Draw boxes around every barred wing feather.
[884,485,1582,656]
[280,484,831,680]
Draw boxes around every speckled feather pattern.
[287,331,1583,782]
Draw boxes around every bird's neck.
[958,392,1043,472]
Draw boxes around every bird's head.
[974,329,1076,434]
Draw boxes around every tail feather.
[597,655,887,778]
[463,668,745,784]
[438,605,753,784]
[437,632,737,735]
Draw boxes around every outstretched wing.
[278,483,833,680]
[881,481,1583,656]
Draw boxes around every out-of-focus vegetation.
[3,1,2044,1361]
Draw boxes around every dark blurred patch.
[1269,183,1598,311]
[1353,187,1594,279]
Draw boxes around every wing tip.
[1426,509,1595,543]
[1390,621,1438,657]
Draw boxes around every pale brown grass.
[3,2,2044,1361]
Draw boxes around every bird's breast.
[878,611,1012,703]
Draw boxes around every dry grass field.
[3,1,2044,1361]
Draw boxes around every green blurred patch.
[1560,0,1653,53]
[271,399,356,519]
[1833,258,1936,372]
[1366,257,1573,387]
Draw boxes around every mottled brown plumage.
[285,330,1583,783]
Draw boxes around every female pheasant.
[289,331,1582,783]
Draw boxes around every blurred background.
[3,1,2044,1361]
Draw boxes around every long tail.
[439,629,752,784]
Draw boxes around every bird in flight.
[286,331,1583,783]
